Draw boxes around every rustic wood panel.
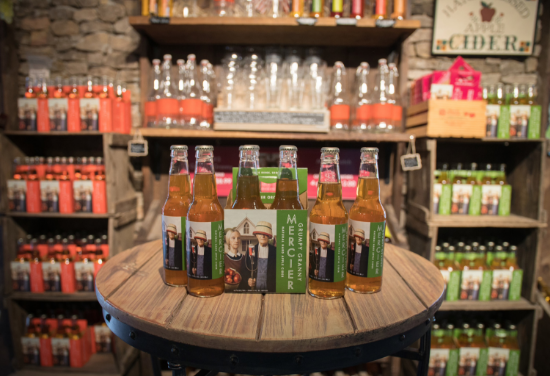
[406,139,435,217]
[344,254,427,337]
[430,214,545,228]
[439,298,536,311]
[384,244,445,313]
[260,294,355,350]
[96,240,160,297]
[108,252,186,326]
[171,293,262,342]
[104,133,137,215]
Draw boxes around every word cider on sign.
[278,214,306,291]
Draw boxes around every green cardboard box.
[434,183,452,215]
[224,167,308,294]
[487,104,510,139]
[481,184,511,216]
[491,268,523,301]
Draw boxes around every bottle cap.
[170,145,188,151]
[152,59,160,64]
[196,145,214,151]
[279,145,297,151]
[321,147,340,153]
[361,147,379,153]
[239,145,260,151]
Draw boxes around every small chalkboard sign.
[128,131,148,157]
[336,18,357,26]
[401,153,422,171]
[150,16,170,24]
[375,19,396,28]
[296,18,317,26]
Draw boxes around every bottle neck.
[319,155,340,184]
[278,151,298,180]
[357,153,380,199]
[193,151,216,199]
[168,152,190,197]
[238,155,260,178]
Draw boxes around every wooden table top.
[96,240,445,353]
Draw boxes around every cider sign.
[432,0,539,56]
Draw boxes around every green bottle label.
[434,183,452,215]
[347,219,385,278]
[162,215,186,271]
[499,185,512,216]
[276,210,308,293]
[497,105,511,139]
[309,221,347,283]
[469,185,482,215]
[528,105,541,139]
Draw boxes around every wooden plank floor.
[96,241,444,353]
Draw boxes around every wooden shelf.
[11,292,98,302]
[440,298,537,311]
[430,214,546,228]
[19,353,119,375]
[135,127,412,142]
[3,131,103,136]
[129,16,420,46]
[6,212,111,219]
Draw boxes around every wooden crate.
[406,100,486,138]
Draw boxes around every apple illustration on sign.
[480,1,496,22]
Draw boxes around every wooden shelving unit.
[0,131,138,372]
[405,138,546,376]
[129,16,420,46]
[136,127,413,142]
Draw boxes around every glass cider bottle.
[145,59,161,128]
[162,145,192,286]
[271,145,303,210]
[308,147,348,299]
[231,145,266,209]
[186,146,225,297]
[346,148,386,293]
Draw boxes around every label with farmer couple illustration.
[186,220,224,280]
[309,221,347,283]
[347,219,385,278]
[162,215,186,271]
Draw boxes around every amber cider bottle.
[308,147,348,299]
[346,147,386,293]
[271,145,303,210]
[162,145,192,286]
[187,145,225,297]
[231,145,266,209]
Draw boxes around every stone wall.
[13,0,142,127]
[406,0,542,88]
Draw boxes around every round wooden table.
[96,240,445,376]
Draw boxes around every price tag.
[336,18,357,26]
[150,16,170,24]
[128,130,148,157]
[401,136,422,171]
[375,19,396,28]
[296,18,317,26]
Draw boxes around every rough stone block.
[114,17,132,34]
[110,34,138,52]
[49,6,76,20]
[80,20,113,34]
[58,49,88,61]
[499,60,525,75]
[480,73,501,86]
[408,57,439,70]
[74,8,97,22]
[87,51,106,66]
[53,36,77,51]
[411,0,434,17]
[525,57,538,73]
[30,30,52,46]
[485,58,501,65]
[75,31,111,52]
[415,41,432,58]
[51,20,80,36]
[501,74,537,85]
[20,17,50,31]
[19,46,56,59]
[408,28,432,43]
[116,69,140,83]
[89,66,117,78]
[98,3,125,22]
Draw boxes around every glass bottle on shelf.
[172,0,197,17]
[213,0,234,16]
[271,145,303,210]
[346,148,386,293]
[388,63,402,132]
[283,49,302,110]
[162,145,192,287]
[352,62,372,132]
[156,54,180,129]
[328,62,350,132]
[232,145,266,209]
[311,0,323,17]
[350,0,363,18]
[145,59,161,128]
[181,55,203,128]
[265,49,283,110]
[53,77,66,98]
[372,0,386,19]
[25,77,37,98]
[309,147,348,299]
[186,145,225,297]
[199,59,215,129]
[177,58,187,127]
[37,75,49,99]
[290,0,304,17]
[456,322,487,376]
[372,59,392,132]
